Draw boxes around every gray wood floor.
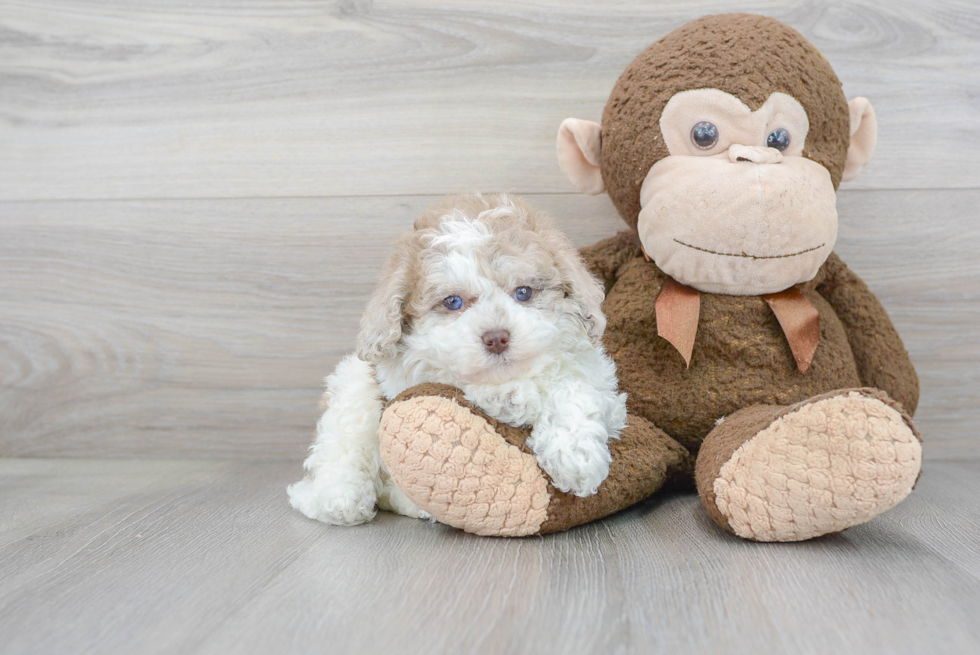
[1,458,978,655]
[2,1,979,654]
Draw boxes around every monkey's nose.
[728,144,783,165]
[482,329,510,355]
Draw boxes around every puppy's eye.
[513,286,532,302]
[691,121,719,150]
[443,295,464,311]
[767,128,791,151]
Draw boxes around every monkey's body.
[587,232,919,453]
[578,234,924,540]
[376,14,925,541]
[606,248,861,450]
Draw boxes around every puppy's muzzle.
[482,329,510,355]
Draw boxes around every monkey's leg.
[379,383,693,537]
[695,388,922,542]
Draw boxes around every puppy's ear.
[356,238,417,364]
[549,233,607,345]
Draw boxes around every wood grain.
[0,458,977,655]
[2,190,977,459]
[1,0,979,201]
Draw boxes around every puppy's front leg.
[462,379,541,427]
[287,354,385,526]
[527,381,627,497]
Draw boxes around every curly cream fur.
[289,194,626,526]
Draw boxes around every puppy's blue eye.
[513,286,532,302]
[443,295,463,311]
[767,128,791,151]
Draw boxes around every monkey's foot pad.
[713,390,922,542]
[379,393,550,537]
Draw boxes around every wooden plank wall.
[1,0,978,459]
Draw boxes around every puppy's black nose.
[482,329,510,355]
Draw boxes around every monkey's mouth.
[673,239,825,261]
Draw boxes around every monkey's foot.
[379,384,693,537]
[379,384,549,536]
[696,389,922,542]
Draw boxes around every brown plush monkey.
[379,14,922,540]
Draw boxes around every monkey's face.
[636,89,837,295]
[556,14,879,297]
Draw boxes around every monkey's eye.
[513,286,532,302]
[691,121,719,150]
[767,128,791,151]
[443,295,464,311]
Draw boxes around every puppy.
[288,194,627,526]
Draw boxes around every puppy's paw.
[287,472,378,526]
[530,427,612,497]
[464,380,541,427]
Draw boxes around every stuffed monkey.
[379,14,922,540]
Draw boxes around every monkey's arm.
[816,253,920,414]
[579,230,642,296]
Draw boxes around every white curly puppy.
[288,194,627,526]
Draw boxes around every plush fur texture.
[288,194,628,526]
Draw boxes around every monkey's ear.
[557,118,605,195]
[842,97,877,182]
[356,243,415,365]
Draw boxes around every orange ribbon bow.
[655,277,820,374]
